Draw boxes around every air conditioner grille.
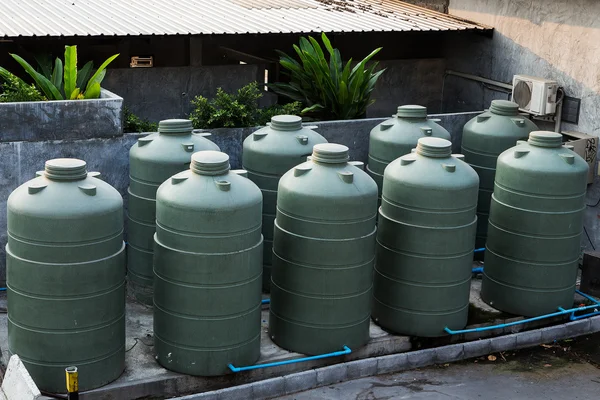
[513,80,532,109]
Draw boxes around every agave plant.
[270,32,385,120]
[7,45,118,100]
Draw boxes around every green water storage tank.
[242,115,327,292]
[372,137,479,337]
[128,119,219,304]
[481,131,588,316]
[7,159,125,392]
[154,151,262,376]
[367,105,451,200]
[269,143,378,355]
[461,100,537,249]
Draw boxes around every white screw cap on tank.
[416,137,452,158]
[191,151,231,175]
[44,158,88,180]
[311,143,350,164]
[527,131,563,148]
[396,105,427,119]
[158,119,194,134]
[270,115,303,131]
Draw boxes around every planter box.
[0,88,123,142]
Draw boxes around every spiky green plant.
[270,32,385,120]
[5,45,118,100]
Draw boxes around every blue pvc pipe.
[566,290,600,321]
[228,346,351,372]
[0,288,6,292]
[474,248,485,253]
[472,267,484,274]
[444,303,600,335]
[576,289,600,305]
[261,298,270,305]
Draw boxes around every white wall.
[447,0,600,136]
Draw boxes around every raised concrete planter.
[0,89,123,142]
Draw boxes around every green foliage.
[258,102,303,126]
[189,82,302,129]
[123,107,158,133]
[0,68,45,102]
[270,32,385,120]
[3,45,119,101]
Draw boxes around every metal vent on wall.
[513,80,532,109]
[561,96,581,124]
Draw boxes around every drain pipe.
[562,290,600,321]
[228,346,351,372]
[441,71,512,112]
[445,301,600,335]
[446,70,513,90]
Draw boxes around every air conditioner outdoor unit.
[512,75,559,116]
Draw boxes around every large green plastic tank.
[154,151,263,376]
[128,119,219,304]
[367,105,451,200]
[269,143,378,355]
[372,137,479,337]
[461,100,537,249]
[7,159,125,392]
[242,115,327,292]
[481,131,588,316]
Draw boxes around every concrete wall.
[445,0,600,252]
[446,0,600,136]
[102,64,268,122]
[403,0,449,13]
[0,111,478,285]
[367,59,446,118]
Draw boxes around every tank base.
[11,345,125,393]
[154,333,260,376]
[127,278,154,306]
[262,240,273,293]
[481,272,577,317]
[371,297,468,337]
[127,244,154,306]
[268,310,370,356]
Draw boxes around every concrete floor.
[275,333,600,400]
[0,275,595,398]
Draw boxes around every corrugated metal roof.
[0,0,491,38]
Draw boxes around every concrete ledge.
[170,315,600,400]
[0,355,42,400]
[0,89,123,142]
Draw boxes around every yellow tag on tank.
[65,366,78,392]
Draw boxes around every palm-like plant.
[270,32,385,120]
[4,45,118,100]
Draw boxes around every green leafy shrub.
[189,82,302,129]
[123,107,158,133]
[270,32,385,120]
[1,45,118,101]
[258,102,303,125]
[0,70,45,102]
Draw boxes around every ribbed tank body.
[153,151,263,376]
[269,144,378,355]
[7,159,125,392]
